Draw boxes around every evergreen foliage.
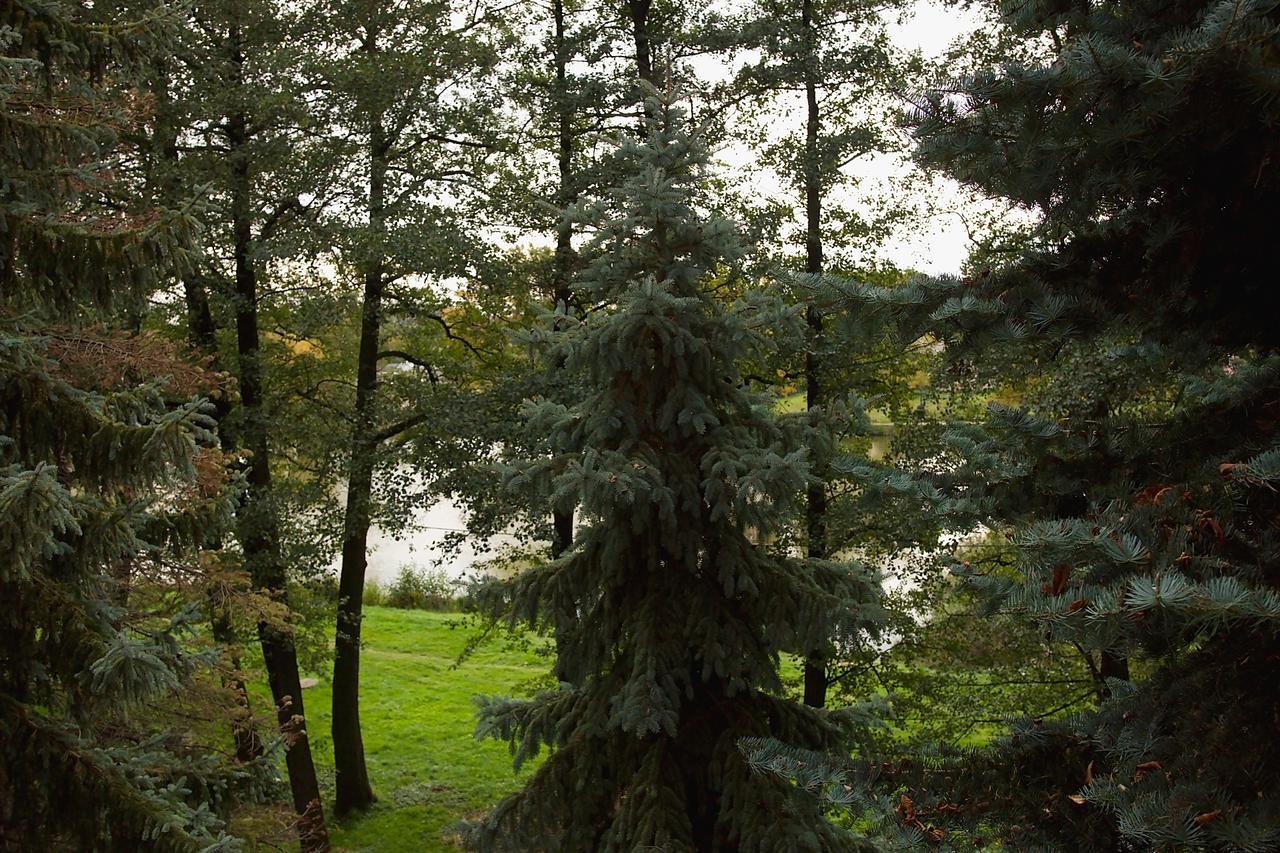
[464,89,883,852]
[774,0,1280,846]
[0,3,277,849]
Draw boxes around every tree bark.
[332,27,386,812]
[1097,649,1131,700]
[210,601,266,762]
[550,0,576,564]
[189,265,262,762]
[546,0,580,689]
[801,0,829,709]
[1062,407,1128,703]
[627,0,656,91]
[227,18,330,851]
[625,0,661,137]
[152,58,262,762]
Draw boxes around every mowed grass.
[237,607,550,852]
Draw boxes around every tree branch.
[370,412,430,445]
[378,349,439,385]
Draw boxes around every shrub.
[304,573,341,603]
[384,565,459,610]
[362,579,388,607]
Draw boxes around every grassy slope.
[240,607,549,852]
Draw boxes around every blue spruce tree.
[0,4,278,849]
[465,88,884,852]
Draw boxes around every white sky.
[490,0,990,277]
[889,0,980,58]
[879,1,987,273]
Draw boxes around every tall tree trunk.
[332,35,386,811]
[189,266,263,762]
[548,0,577,683]
[184,270,262,762]
[627,0,655,89]
[550,0,575,563]
[227,21,330,852]
[1097,649,1131,700]
[801,0,829,709]
[153,60,262,762]
[210,599,266,762]
[1090,398,1129,695]
[1061,407,1129,702]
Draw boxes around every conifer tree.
[466,88,882,852]
[0,3,275,848]
[770,0,1280,846]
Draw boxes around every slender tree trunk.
[153,60,262,761]
[1099,650,1130,682]
[801,0,829,709]
[332,36,386,811]
[227,20,330,852]
[189,264,263,762]
[209,600,266,761]
[1077,644,1132,702]
[184,268,263,765]
[547,0,579,685]
[1097,649,1131,700]
[1062,407,1128,702]
[550,0,575,563]
[1090,399,1129,695]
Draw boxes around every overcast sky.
[880,1,986,273]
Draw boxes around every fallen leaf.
[897,794,916,821]
[1193,809,1222,826]
[1051,564,1072,595]
[1199,515,1224,545]
[1134,483,1169,505]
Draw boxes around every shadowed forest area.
[2,0,1279,850]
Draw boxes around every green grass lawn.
[236,607,551,852]
[227,607,1003,850]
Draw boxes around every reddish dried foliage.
[44,327,230,397]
